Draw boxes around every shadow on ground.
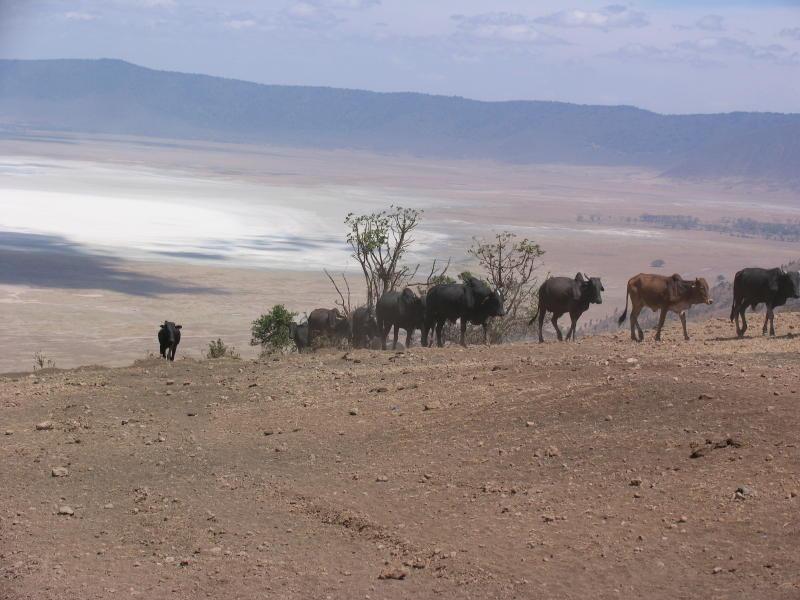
[0,231,226,297]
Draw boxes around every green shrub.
[251,305,298,354]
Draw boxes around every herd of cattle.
[157,266,800,360]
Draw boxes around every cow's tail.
[617,289,630,326]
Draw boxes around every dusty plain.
[2,132,800,372]
[2,316,800,599]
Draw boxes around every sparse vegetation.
[651,259,665,268]
[207,338,240,359]
[33,351,56,371]
[469,232,545,342]
[345,206,422,309]
[250,305,298,354]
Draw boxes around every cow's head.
[581,274,604,304]
[160,321,182,341]
[401,287,426,326]
[483,288,506,317]
[692,278,713,304]
[782,270,800,299]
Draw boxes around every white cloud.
[64,11,98,21]
[536,5,648,31]
[678,37,793,63]
[695,14,724,32]
[224,19,257,30]
[452,13,565,45]
[780,27,800,41]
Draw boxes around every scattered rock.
[625,358,638,364]
[423,401,441,411]
[378,566,409,580]
[735,486,755,500]
[35,421,54,431]
[58,506,74,516]
[376,475,389,482]
[545,446,560,458]
[370,386,389,393]
[712,566,723,575]
[349,408,359,416]
[525,421,535,428]
[104,503,114,509]
[51,467,69,478]
[187,411,197,417]
[4,430,13,436]
[629,478,642,487]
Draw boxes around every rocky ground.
[2,315,799,599]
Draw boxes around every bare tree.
[345,206,422,308]
[469,231,545,342]
[323,269,353,316]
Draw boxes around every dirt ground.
[2,314,799,599]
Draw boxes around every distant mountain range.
[1,58,799,185]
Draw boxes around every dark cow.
[376,288,426,350]
[529,273,604,342]
[423,276,505,347]
[730,267,800,337]
[289,322,310,353]
[618,273,712,342]
[350,306,379,349]
[157,321,182,361]
[307,308,350,347]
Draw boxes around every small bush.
[207,338,240,359]
[650,259,665,268]
[33,351,56,371]
[251,305,298,354]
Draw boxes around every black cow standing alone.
[530,274,604,342]
[730,267,800,337]
[350,306,379,349]
[376,288,426,350]
[423,276,505,347]
[158,321,182,361]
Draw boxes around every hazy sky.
[1,0,799,113]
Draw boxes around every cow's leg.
[630,302,645,342]
[768,306,776,336]
[538,310,546,343]
[551,314,563,342]
[762,310,770,335]
[459,318,468,347]
[679,311,690,340]
[392,325,400,350]
[159,343,167,359]
[436,320,445,348]
[567,312,579,341]
[738,306,748,337]
[654,308,668,341]
[405,328,413,349]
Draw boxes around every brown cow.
[618,273,713,342]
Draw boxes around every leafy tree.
[345,206,422,308]
[469,232,545,342]
[250,305,298,354]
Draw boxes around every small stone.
[104,503,114,509]
[187,411,197,417]
[525,421,535,428]
[165,380,175,386]
[36,421,54,431]
[698,393,714,400]
[629,478,642,487]
[604,415,613,422]
[349,408,359,416]
[626,358,638,364]
[58,506,74,516]
[423,401,441,411]
[376,475,389,482]
[51,467,69,478]
[378,566,409,580]
[678,515,688,523]
[712,566,723,574]
[4,430,13,436]
[545,446,560,457]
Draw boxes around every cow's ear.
[159,324,165,328]
[176,325,182,329]
[575,273,584,282]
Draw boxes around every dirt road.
[2,317,799,599]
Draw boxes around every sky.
[1,0,799,114]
